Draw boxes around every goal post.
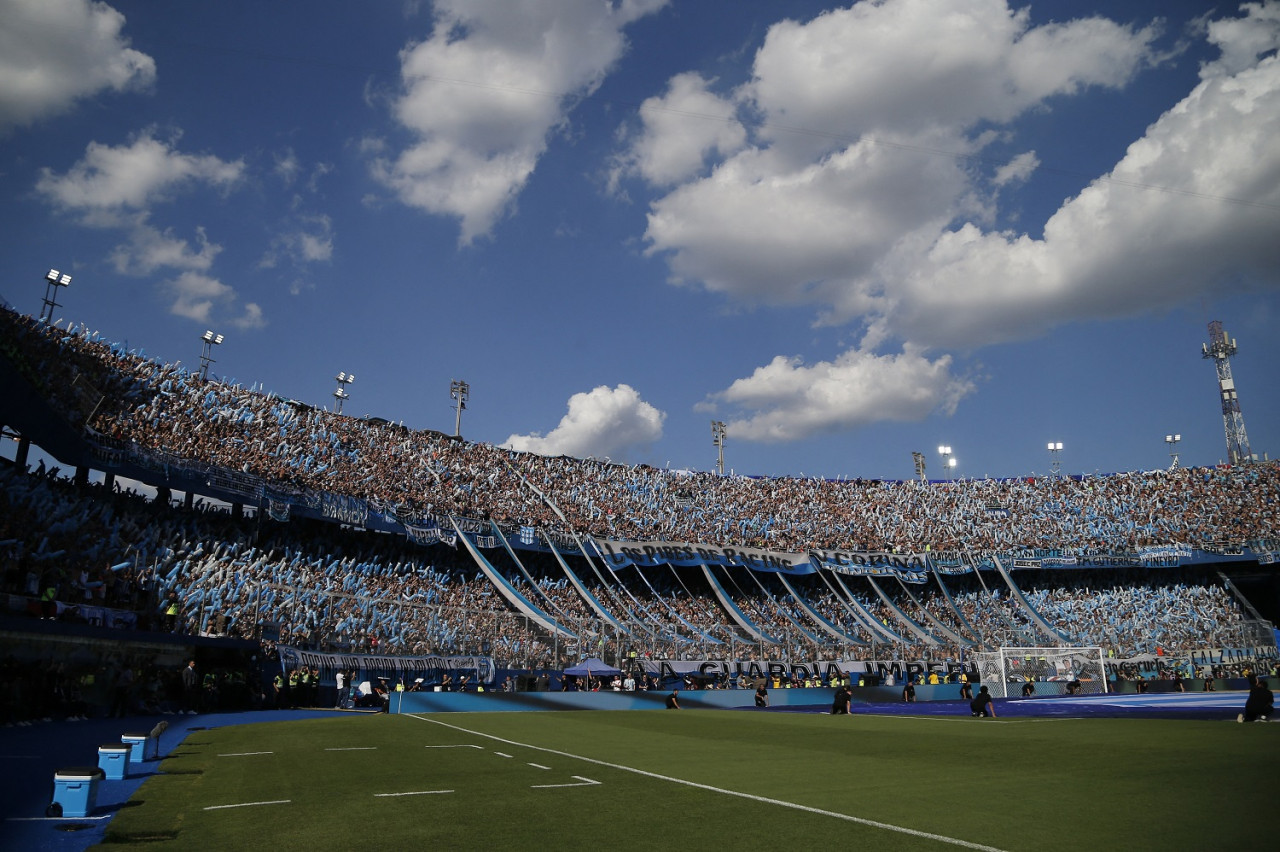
[972,647,1107,698]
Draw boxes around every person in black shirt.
[1240,675,1273,722]
[754,683,769,708]
[665,689,681,709]
[970,685,996,718]
[831,684,852,715]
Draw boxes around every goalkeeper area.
[2,696,1272,852]
[972,646,1107,698]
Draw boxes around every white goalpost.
[972,647,1107,698]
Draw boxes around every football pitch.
[96,708,1274,851]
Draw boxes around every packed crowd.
[0,305,1272,666]
[4,306,1277,561]
[0,461,1260,665]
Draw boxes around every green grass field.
[95,711,1274,851]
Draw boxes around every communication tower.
[1201,321,1253,465]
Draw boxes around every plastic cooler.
[51,767,104,818]
[97,743,131,780]
[121,731,158,763]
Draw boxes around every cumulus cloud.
[36,130,243,216]
[610,72,746,189]
[885,2,1280,348]
[705,346,974,442]
[109,222,221,275]
[637,0,1161,325]
[37,130,263,328]
[504,384,665,460]
[164,272,265,330]
[0,0,155,133]
[371,0,668,243]
[616,0,1280,439]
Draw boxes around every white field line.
[530,776,600,789]
[409,715,1008,852]
[493,752,512,758]
[374,790,454,797]
[204,799,291,811]
[528,763,551,770]
[8,814,113,822]
[423,744,482,749]
[217,751,274,757]
[324,747,378,751]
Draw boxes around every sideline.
[406,714,1009,852]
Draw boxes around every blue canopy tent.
[563,657,620,690]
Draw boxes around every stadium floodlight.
[937,445,953,479]
[334,372,354,415]
[711,420,727,475]
[198,330,224,380]
[450,379,469,437]
[1165,434,1181,470]
[1047,441,1063,479]
[39,268,72,323]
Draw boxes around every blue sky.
[1,0,1277,482]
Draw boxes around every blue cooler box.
[52,767,104,818]
[121,731,157,763]
[97,743,131,780]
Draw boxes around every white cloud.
[746,0,1156,159]
[110,221,221,275]
[504,384,665,459]
[640,0,1161,325]
[706,346,974,442]
[261,214,334,269]
[36,131,243,214]
[992,150,1039,187]
[371,0,668,243]
[621,0,1280,441]
[163,272,265,330]
[612,72,746,188]
[0,0,155,133]
[164,271,233,323]
[885,2,1280,348]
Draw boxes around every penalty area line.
[374,790,454,797]
[407,715,1008,852]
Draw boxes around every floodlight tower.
[450,379,469,437]
[198,330,223,380]
[1047,441,1063,479]
[333,372,354,414]
[938,445,955,480]
[1165,434,1181,470]
[711,420,727,475]
[912,451,926,483]
[1201,321,1253,464]
[40,268,71,322]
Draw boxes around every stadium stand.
[1,302,1277,717]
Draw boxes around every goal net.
[972,647,1107,698]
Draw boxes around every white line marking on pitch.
[494,752,512,758]
[424,744,483,749]
[407,715,1008,852]
[531,775,600,789]
[374,790,454,797]
[217,751,274,757]
[528,763,551,770]
[204,800,291,811]
[325,747,378,751]
[8,814,113,822]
